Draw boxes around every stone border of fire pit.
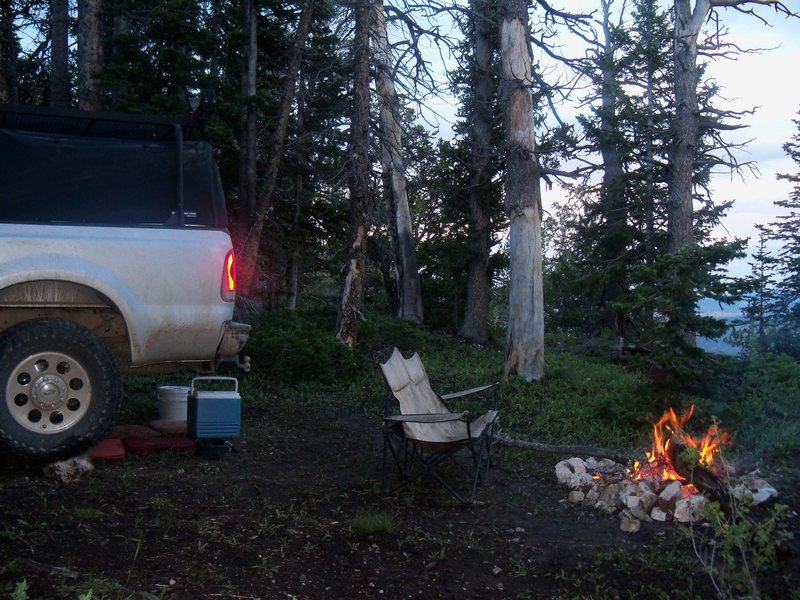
[555,457,778,533]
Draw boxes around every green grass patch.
[349,510,394,535]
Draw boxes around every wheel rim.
[5,351,93,435]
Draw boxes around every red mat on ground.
[123,436,195,454]
[88,438,126,460]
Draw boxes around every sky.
[417,1,800,279]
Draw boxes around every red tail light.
[222,249,236,302]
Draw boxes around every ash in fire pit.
[555,406,778,532]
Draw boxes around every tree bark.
[287,67,307,310]
[49,0,70,108]
[0,0,18,103]
[668,0,704,255]
[597,0,627,337]
[459,0,495,345]
[239,0,258,227]
[77,0,104,111]
[237,0,314,297]
[500,0,544,382]
[335,0,371,347]
[371,0,424,324]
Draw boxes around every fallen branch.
[497,434,631,464]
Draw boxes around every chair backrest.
[379,348,448,415]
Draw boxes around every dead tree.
[667,0,795,344]
[458,0,496,346]
[336,0,371,347]
[371,0,424,324]
[500,0,545,382]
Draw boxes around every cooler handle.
[191,376,239,394]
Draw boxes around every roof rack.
[0,104,185,141]
[0,104,190,225]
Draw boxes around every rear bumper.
[216,320,251,361]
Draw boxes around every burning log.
[665,441,723,497]
[666,440,731,512]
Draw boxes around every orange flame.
[628,405,730,485]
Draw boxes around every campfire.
[628,405,729,492]
[555,405,777,532]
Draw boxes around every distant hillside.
[697,298,744,356]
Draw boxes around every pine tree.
[760,111,800,358]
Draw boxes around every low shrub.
[245,308,365,384]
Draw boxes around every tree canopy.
[1,0,797,384]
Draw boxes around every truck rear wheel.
[0,319,123,460]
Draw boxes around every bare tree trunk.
[77,0,104,111]
[0,0,18,103]
[669,0,794,257]
[239,0,258,226]
[459,0,494,345]
[371,0,423,324]
[335,0,371,347]
[597,0,627,337]
[287,67,307,310]
[500,0,544,382]
[643,27,657,336]
[668,0,703,255]
[237,0,314,297]
[49,0,70,107]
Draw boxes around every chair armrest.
[440,382,499,401]
[383,412,468,424]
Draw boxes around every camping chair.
[379,348,500,505]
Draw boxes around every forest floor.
[1,393,799,600]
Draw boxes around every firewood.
[497,434,630,464]
[666,441,733,513]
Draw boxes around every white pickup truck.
[0,104,250,460]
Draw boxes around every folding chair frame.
[379,349,499,505]
[382,410,498,505]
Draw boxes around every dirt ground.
[1,393,798,600]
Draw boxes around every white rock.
[658,480,683,508]
[568,490,585,504]
[629,502,652,522]
[619,512,641,533]
[674,494,707,523]
[583,486,600,507]
[555,461,573,485]
[637,480,653,495]
[584,457,599,469]
[596,483,622,514]
[673,498,694,523]
[639,490,658,513]
[750,480,778,506]
[624,494,641,510]
[567,457,587,474]
[650,506,668,522]
[567,472,595,490]
[45,453,94,483]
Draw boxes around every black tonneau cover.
[0,104,227,229]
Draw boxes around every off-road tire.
[0,318,123,460]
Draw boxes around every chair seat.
[389,410,498,448]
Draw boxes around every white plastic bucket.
[156,385,191,421]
